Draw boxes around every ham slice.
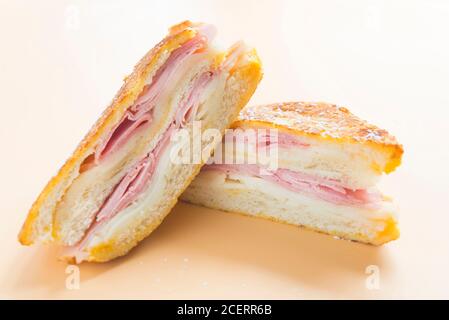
[95,126,174,223]
[79,34,211,173]
[225,130,309,151]
[68,37,248,260]
[203,164,382,208]
[275,132,310,148]
[92,65,217,226]
[249,131,310,149]
[176,71,215,127]
[91,33,211,165]
[93,64,217,225]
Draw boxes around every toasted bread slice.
[234,102,403,188]
[182,102,402,245]
[19,21,262,262]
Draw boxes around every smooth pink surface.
[1,0,449,299]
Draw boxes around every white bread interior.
[181,170,399,245]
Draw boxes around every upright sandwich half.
[182,102,403,245]
[19,21,262,262]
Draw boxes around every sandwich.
[181,102,403,245]
[18,21,262,262]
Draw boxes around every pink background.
[1,0,448,299]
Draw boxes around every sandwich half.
[18,21,262,262]
[181,102,403,245]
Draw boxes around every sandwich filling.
[201,164,383,209]
[219,125,386,190]
[81,32,212,171]
[210,130,383,208]
[64,29,246,260]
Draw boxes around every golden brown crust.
[234,102,403,173]
[18,21,201,245]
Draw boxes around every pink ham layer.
[202,164,382,208]
[90,33,211,168]
[86,32,214,218]
[67,31,245,261]
[225,130,310,149]
[66,32,211,259]
[91,68,217,228]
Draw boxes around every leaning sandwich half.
[19,21,262,262]
[181,102,403,245]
